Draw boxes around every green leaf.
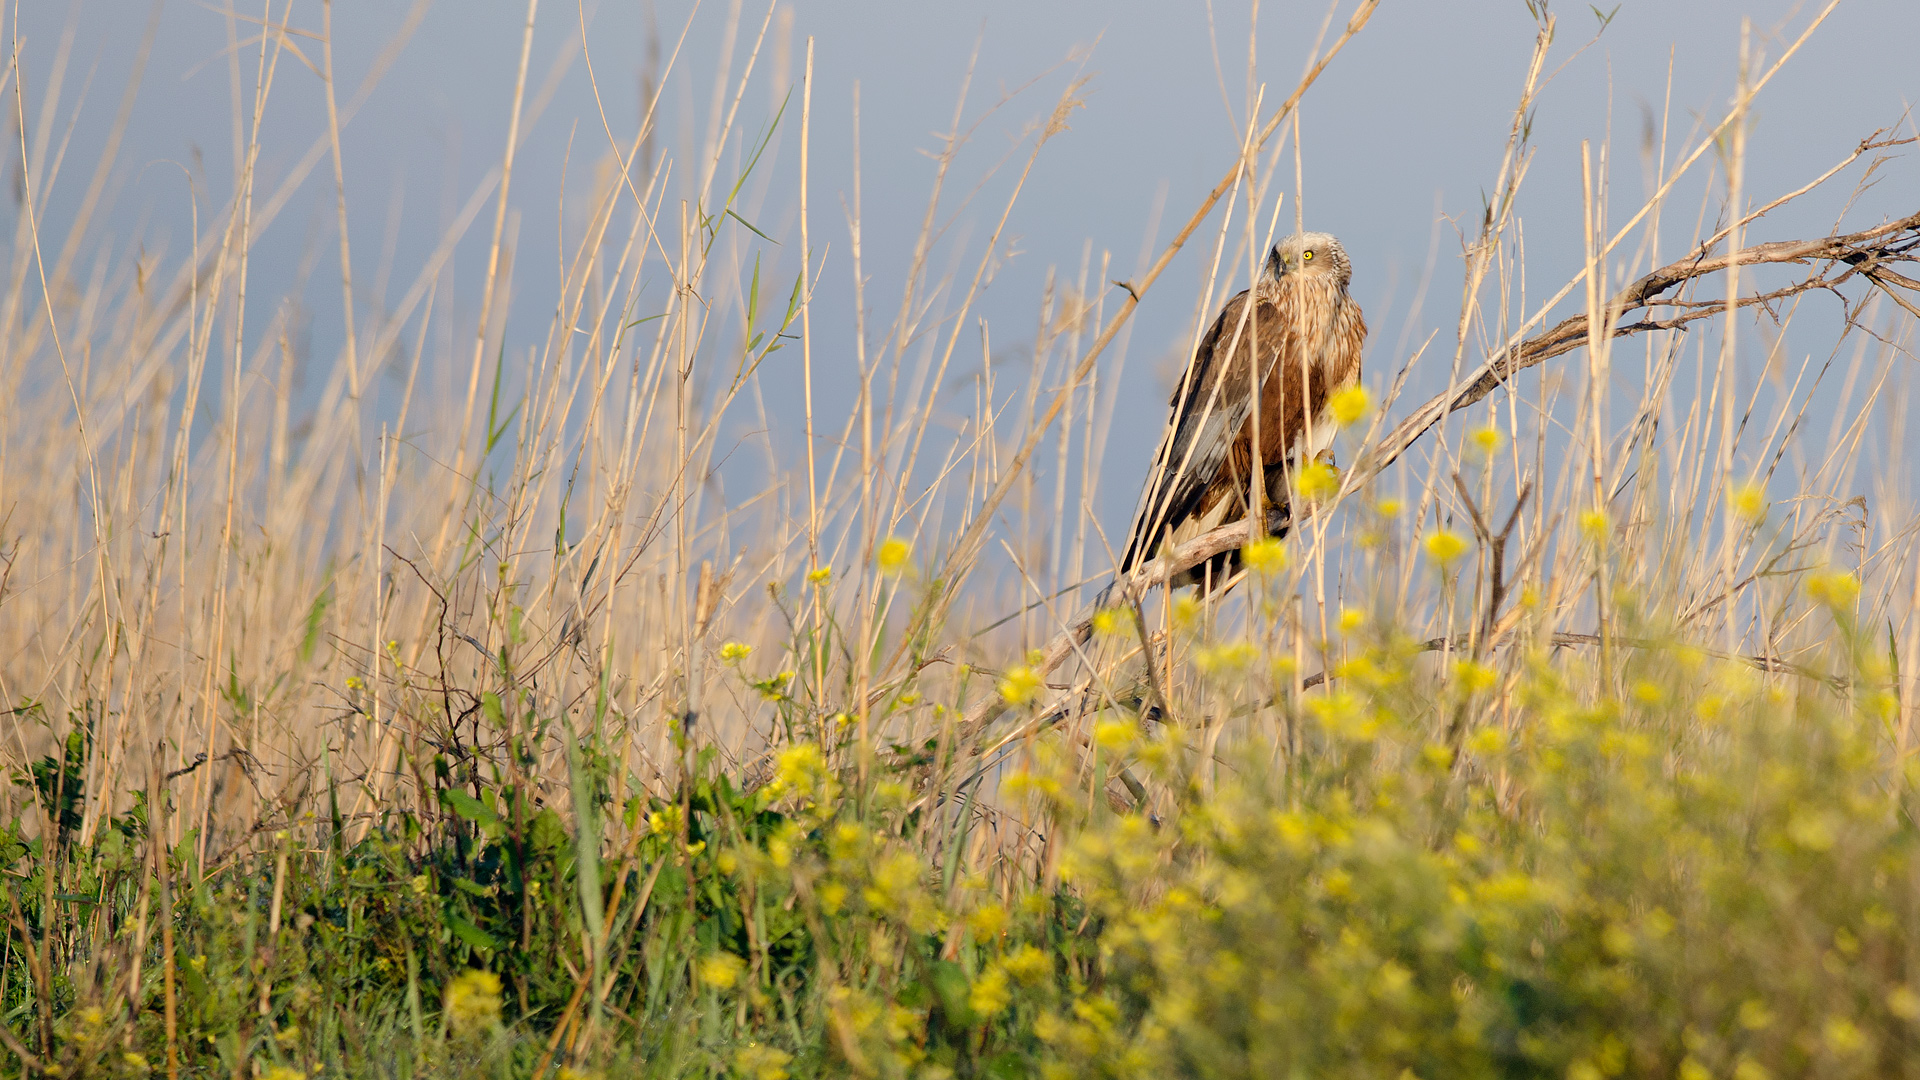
[745,253,761,324]
[563,718,606,977]
[442,788,504,834]
[179,955,210,1003]
[725,207,775,243]
[928,961,976,1032]
[299,582,333,664]
[443,907,497,953]
[530,807,567,853]
[452,876,496,898]
[985,1052,1031,1080]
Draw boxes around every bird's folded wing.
[1120,292,1263,571]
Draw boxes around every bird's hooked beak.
[1265,245,1289,279]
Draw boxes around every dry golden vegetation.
[4,2,1920,1078]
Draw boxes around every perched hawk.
[1119,232,1366,589]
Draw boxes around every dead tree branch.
[1360,205,1920,486]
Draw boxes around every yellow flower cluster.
[1240,537,1288,573]
[698,951,746,990]
[1728,480,1767,521]
[1295,460,1341,501]
[1329,385,1372,426]
[1805,568,1860,608]
[769,742,832,806]
[443,969,502,1036]
[876,537,912,575]
[999,666,1044,706]
[1422,529,1468,564]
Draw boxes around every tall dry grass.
[2,0,1919,1076]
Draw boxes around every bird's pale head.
[1265,232,1350,288]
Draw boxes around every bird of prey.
[1119,232,1366,589]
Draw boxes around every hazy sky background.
[13,0,1918,556]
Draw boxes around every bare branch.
[1359,206,1920,485]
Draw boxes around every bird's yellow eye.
[1302,250,1314,261]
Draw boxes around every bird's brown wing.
[1120,290,1277,573]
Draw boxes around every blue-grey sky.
[14,0,1918,552]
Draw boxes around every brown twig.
[1452,476,1533,653]
[1359,207,1920,487]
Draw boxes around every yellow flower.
[260,1069,305,1080]
[699,952,746,991]
[1093,719,1137,751]
[1274,811,1314,852]
[1323,868,1353,898]
[1329,384,1372,426]
[1822,1016,1867,1056]
[1002,944,1051,986]
[1338,607,1364,635]
[719,641,751,663]
[876,537,912,575]
[1423,530,1469,565]
[807,566,832,584]
[1728,480,1767,521]
[773,743,829,800]
[1786,810,1838,852]
[1090,607,1127,637]
[1738,999,1774,1030]
[1295,460,1341,500]
[1376,497,1403,517]
[1308,690,1376,742]
[999,666,1044,706]
[1886,986,1920,1020]
[1195,640,1256,676]
[1468,425,1504,457]
[968,903,1009,941]
[444,969,503,1035]
[1171,594,1201,628]
[1579,509,1610,541]
[1806,569,1860,608]
[733,1043,794,1080]
[1465,726,1507,756]
[1240,537,1288,573]
[1453,660,1497,693]
[758,671,796,701]
[969,966,1013,1018]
